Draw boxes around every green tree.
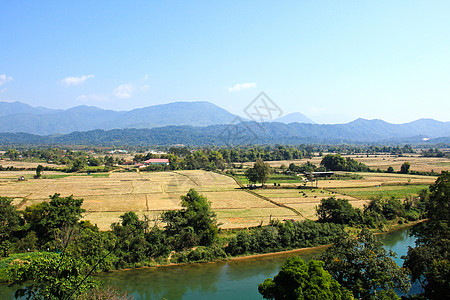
[22,194,85,246]
[70,158,86,172]
[6,149,20,160]
[111,212,148,265]
[0,196,22,257]
[162,189,218,250]
[244,167,258,184]
[316,197,362,225]
[403,172,450,299]
[245,159,271,186]
[258,256,352,300]
[7,252,97,300]
[87,156,102,167]
[35,164,44,178]
[387,166,394,173]
[321,154,347,171]
[400,162,411,174]
[320,229,410,299]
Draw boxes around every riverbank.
[100,219,425,275]
[0,219,426,281]
[374,219,426,235]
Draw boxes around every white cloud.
[309,106,325,114]
[112,84,136,99]
[0,88,7,93]
[77,94,108,102]
[0,74,13,86]
[61,74,94,86]
[228,82,256,92]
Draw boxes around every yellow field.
[317,172,436,188]
[0,164,443,230]
[0,170,305,230]
[0,159,65,169]
[250,155,450,173]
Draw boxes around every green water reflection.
[0,227,418,299]
[98,228,418,300]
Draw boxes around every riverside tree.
[162,189,218,250]
[403,171,450,299]
[258,257,352,300]
[320,229,410,299]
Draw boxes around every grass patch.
[91,173,110,178]
[332,184,428,200]
[42,174,71,179]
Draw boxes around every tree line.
[259,172,450,299]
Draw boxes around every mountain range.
[0,101,448,145]
[0,101,241,135]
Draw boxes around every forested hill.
[0,101,239,135]
[0,120,449,146]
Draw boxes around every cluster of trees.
[421,147,447,157]
[261,172,450,299]
[226,220,343,256]
[1,190,219,298]
[288,161,323,173]
[404,171,450,299]
[1,147,124,172]
[316,194,426,229]
[259,257,352,300]
[0,189,345,298]
[320,154,370,172]
[260,229,410,300]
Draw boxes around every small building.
[143,158,170,166]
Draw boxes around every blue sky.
[1,1,449,123]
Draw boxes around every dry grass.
[0,167,440,230]
[0,159,65,169]
[255,155,449,173]
[0,170,297,230]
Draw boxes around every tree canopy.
[245,159,271,185]
[316,197,362,225]
[162,189,218,250]
[320,229,410,299]
[258,256,352,300]
[404,171,450,299]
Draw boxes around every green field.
[330,184,428,200]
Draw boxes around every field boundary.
[214,171,305,218]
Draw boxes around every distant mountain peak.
[272,112,315,124]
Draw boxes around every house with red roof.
[143,158,170,166]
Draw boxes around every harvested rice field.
[0,170,304,230]
[0,168,441,230]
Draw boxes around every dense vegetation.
[259,172,449,300]
[316,194,426,229]
[259,257,352,300]
[404,171,450,299]
[0,121,448,146]
[0,165,448,299]
[0,189,343,299]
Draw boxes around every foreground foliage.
[258,257,352,300]
[404,171,450,299]
[7,252,96,299]
[320,229,410,299]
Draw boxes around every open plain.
[0,162,442,230]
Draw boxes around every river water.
[98,226,420,299]
[0,227,420,299]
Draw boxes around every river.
[98,226,420,299]
[0,227,420,299]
